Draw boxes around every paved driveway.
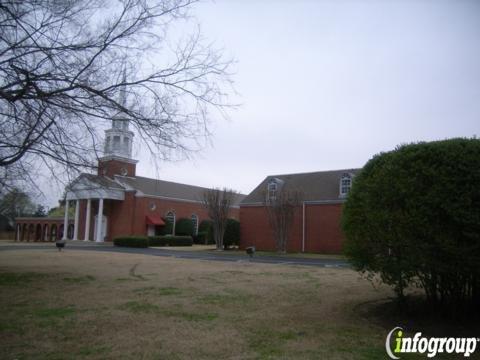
[0,243,349,268]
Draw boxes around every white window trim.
[191,214,199,235]
[339,173,353,197]
[165,211,176,235]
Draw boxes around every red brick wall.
[17,194,240,242]
[239,203,345,254]
[98,159,136,177]
[304,204,344,254]
[76,195,240,242]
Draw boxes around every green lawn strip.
[205,249,345,260]
[0,272,49,287]
[133,286,182,296]
[247,327,301,359]
[118,300,218,322]
[62,275,96,284]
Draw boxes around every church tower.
[98,70,138,178]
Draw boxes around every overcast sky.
[43,0,480,206]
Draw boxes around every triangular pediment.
[66,174,125,201]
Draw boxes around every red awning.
[146,215,165,226]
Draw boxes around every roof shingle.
[241,168,361,204]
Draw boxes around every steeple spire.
[102,64,134,160]
[119,65,127,108]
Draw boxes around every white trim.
[240,199,346,207]
[66,188,124,201]
[98,154,138,164]
[304,200,346,205]
[84,199,91,241]
[73,200,80,240]
[135,193,202,203]
[62,200,69,240]
[165,211,176,235]
[95,199,104,242]
[135,193,241,208]
[191,214,199,235]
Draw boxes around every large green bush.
[223,218,240,249]
[342,138,480,316]
[113,236,149,248]
[175,218,194,236]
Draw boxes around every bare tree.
[263,188,302,253]
[202,188,236,250]
[0,188,37,226]
[0,0,235,191]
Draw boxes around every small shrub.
[223,218,240,249]
[113,236,149,248]
[148,235,193,247]
[175,218,194,236]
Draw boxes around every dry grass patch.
[0,249,412,359]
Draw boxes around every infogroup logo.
[385,327,479,359]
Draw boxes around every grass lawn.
[0,249,473,359]
[206,248,346,260]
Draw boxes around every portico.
[64,174,125,242]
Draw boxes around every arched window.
[165,211,175,235]
[113,136,120,150]
[340,173,352,197]
[191,214,198,235]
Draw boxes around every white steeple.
[103,67,134,159]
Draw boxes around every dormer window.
[340,173,352,197]
[267,178,280,202]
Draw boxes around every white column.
[95,198,104,242]
[84,199,91,241]
[62,199,69,240]
[73,200,80,240]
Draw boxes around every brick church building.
[15,97,244,242]
[15,85,354,254]
[239,169,359,254]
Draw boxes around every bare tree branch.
[0,0,236,192]
[263,187,303,253]
[202,188,236,250]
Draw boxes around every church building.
[15,91,245,242]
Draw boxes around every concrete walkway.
[0,242,350,268]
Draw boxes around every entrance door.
[147,225,155,236]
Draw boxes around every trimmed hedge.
[148,235,193,247]
[113,235,192,247]
[113,236,149,248]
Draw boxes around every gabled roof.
[114,175,246,206]
[69,173,125,190]
[65,173,126,201]
[241,168,361,205]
